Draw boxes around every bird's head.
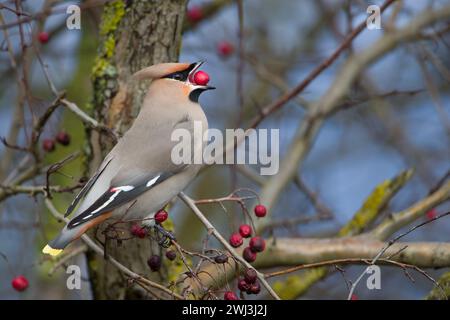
[133,61,215,103]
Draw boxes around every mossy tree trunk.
[85,0,187,300]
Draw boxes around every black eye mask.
[163,63,197,82]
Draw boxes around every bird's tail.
[42,244,63,257]
[42,229,74,257]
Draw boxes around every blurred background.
[0,0,449,299]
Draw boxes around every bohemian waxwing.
[43,61,215,256]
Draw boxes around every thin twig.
[179,192,281,300]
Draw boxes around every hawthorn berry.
[214,254,229,264]
[217,41,234,57]
[11,275,29,292]
[224,291,239,300]
[254,204,267,217]
[229,233,243,248]
[186,6,203,23]
[42,139,55,152]
[239,224,252,238]
[244,268,257,284]
[38,32,49,44]
[426,209,437,220]
[243,246,257,263]
[249,281,261,295]
[147,255,161,272]
[165,250,177,261]
[237,278,250,292]
[154,209,168,224]
[249,236,265,253]
[130,224,147,238]
[193,71,210,86]
[56,131,70,146]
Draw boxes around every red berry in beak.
[42,139,55,152]
[38,32,49,44]
[243,247,257,262]
[56,131,71,146]
[229,233,243,248]
[254,204,267,217]
[11,275,29,292]
[193,71,210,86]
[249,236,266,253]
[239,224,252,238]
[154,209,168,224]
[217,41,234,57]
[224,291,239,300]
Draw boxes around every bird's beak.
[188,61,216,90]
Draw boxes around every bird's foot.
[153,223,176,248]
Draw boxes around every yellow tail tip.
[42,245,63,257]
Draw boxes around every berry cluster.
[224,269,260,300]
[228,204,267,263]
[147,250,177,272]
[42,131,71,152]
[129,208,176,272]
[129,209,169,239]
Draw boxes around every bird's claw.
[154,223,176,248]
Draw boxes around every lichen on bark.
[85,0,187,300]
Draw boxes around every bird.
[42,61,215,256]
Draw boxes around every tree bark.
[86,0,187,300]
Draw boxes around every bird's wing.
[66,116,197,229]
[64,157,114,218]
[66,167,185,229]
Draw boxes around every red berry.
[426,209,437,220]
[244,268,257,284]
[249,281,261,294]
[42,139,55,152]
[217,41,234,57]
[224,291,239,300]
[130,224,147,238]
[351,294,358,300]
[249,236,265,253]
[237,278,250,292]
[229,233,243,248]
[56,131,71,146]
[239,224,252,238]
[193,71,210,86]
[11,275,29,292]
[165,250,177,261]
[38,32,49,44]
[187,6,203,23]
[243,247,257,263]
[147,255,161,272]
[254,204,267,217]
[154,209,168,224]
